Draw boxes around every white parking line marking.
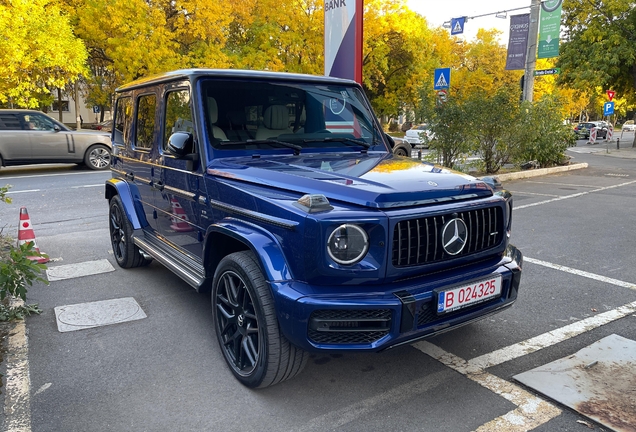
[508,190,560,197]
[6,189,41,194]
[515,180,636,209]
[46,259,115,281]
[413,341,561,431]
[525,181,598,188]
[469,300,636,370]
[0,171,108,180]
[4,298,32,432]
[523,257,636,290]
[288,369,450,432]
[524,257,636,291]
[71,184,103,189]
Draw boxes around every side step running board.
[133,236,205,289]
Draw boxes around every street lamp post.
[523,0,541,102]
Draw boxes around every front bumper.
[271,244,522,352]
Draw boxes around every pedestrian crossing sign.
[450,17,465,35]
[434,68,451,90]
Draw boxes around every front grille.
[308,309,391,345]
[392,206,504,267]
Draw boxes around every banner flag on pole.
[324,0,363,83]
[538,0,563,59]
[505,14,530,70]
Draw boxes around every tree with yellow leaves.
[0,0,87,108]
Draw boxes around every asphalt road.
[0,145,635,432]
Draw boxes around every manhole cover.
[514,334,636,432]
[54,297,147,332]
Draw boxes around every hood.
[207,152,493,209]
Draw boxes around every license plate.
[437,275,502,314]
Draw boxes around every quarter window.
[135,94,157,150]
[164,90,194,151]
[113,96,133,146]
[0,113,21,130]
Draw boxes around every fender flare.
[104,178,148,230]
[205,219,293,283]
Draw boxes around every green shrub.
[0,185,48,321]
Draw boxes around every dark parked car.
[387,134,411,156]
[574,122,607,139]
[106,69,522,388]
[0,109,111,170]
[91,119,113,132]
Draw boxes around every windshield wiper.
[218,139,303,155]
[303,137,372,150]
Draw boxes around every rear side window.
[113,97,133,146]
[135,94,157,150]
[164,90,194,151]
[0,113,22,130]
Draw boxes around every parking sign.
[603,102,614,116]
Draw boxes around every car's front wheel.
[212,251,307,388]
[85,144,111,170]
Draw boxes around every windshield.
[199,79,385,153]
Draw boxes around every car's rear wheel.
[212,251,307,388]
[85,144,111,170]
[109,195,151,268]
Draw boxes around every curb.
[494,163,588,182]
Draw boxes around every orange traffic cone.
[17,206,49,264]
[169,198,193,232]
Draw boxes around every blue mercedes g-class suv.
[105,69,522,388]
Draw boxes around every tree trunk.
[74,81,81,130]
[57,88,63,122]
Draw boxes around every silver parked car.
[0,109,111,170]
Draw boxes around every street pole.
[523,0,541,102]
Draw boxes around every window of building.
[51,100,70,112]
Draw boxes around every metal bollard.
[418,149,422,160]
[617,138,620,150]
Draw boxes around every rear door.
[0,112,31,161]
[23,112,78,161]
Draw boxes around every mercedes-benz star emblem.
[237,314,244,327]
[441,218,468,255]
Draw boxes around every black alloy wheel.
[109,195,151,268]
[212,252,308,388]
[215,269,261,377]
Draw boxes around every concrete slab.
[514,334,636,432]
[54,297,147,332]
[46,259,115,281]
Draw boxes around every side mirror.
[54,125,61,132]
[384,133,396,149]
[167,132,193,157]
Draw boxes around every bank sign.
[324,0,363,83]
[537,0,563,59]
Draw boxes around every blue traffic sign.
[450,17,466,35]
[603,101,615,116]
[434,68,451,90]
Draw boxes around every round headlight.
[327,224,369,265]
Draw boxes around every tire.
[109,195,152,268]
[212,251,308,388]
[84,144,111,170]
[393,146,410,157]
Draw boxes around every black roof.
[115,69,358,92]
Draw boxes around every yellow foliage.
[0,0,88,108]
